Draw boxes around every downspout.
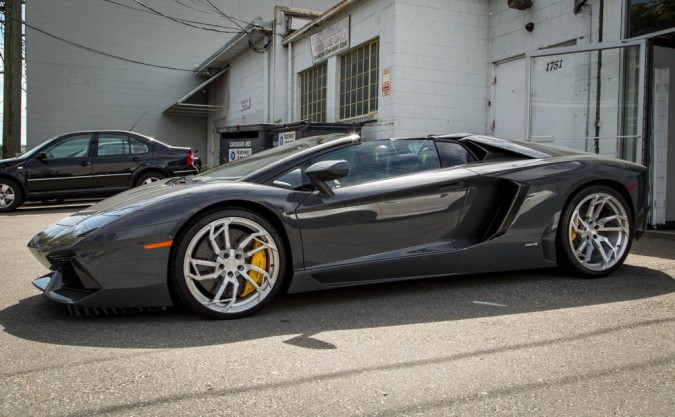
[264,40,270,123]
[272,7,284,123]
[584,2,593,151]
[288,42,293,123]
[593,0,604,153]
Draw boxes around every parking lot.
[1,204,674,416]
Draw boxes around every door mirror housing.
[306,160,350,197]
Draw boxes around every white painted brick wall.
[289,0,490,140]
[488,0,624,64]
[227,46,266,126]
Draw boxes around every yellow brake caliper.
[240,240,266,298]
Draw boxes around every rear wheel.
[135,172,166,187]
[0,179,23,212]
[172,208,285,319]
[557,186,632,277]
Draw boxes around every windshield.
[197,133,355,181]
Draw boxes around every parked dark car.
[0,130,198,212]
[28,133,648,319]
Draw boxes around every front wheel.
[0,179,23,212]
[171,209,286,319]
[557,186,633,278]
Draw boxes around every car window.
[435,141,473,168]
[270,161,311,191]
[97,134,139,156]
[44,135,91,159]
[130,137,150,154]
[313,139,440,188]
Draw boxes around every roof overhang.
[165,21,272,117]
[163,67,227,116]
[283,0,355,45]
[196,21,272,75]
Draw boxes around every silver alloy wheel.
[182,216,280,314]
[567,192,630,272]
[142,176,161,185]
[0,183,16,208]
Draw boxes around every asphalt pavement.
[1,205,674,416]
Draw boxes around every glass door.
[527,40,646,163]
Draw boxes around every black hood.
[0,155,29,169]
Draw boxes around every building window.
[299,63,327,122]
[339,38,379,120]
[627,0,675,38]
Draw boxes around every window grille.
[299,62,327,122]
[339,38,379,120]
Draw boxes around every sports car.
[28,133,648,319]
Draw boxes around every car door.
[291,139,477,285]
[92,133,151,191]
[24,133,94,194]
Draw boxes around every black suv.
[0,130,199,212]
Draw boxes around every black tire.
[0,178,24,212]
[134,171,167,187]
[171,208,286,319]
[557,185,633,278]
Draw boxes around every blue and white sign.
[229,148,252,162]
[278,132,296,146]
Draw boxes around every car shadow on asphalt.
[1,263,674,350]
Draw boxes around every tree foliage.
[630,0,675,37]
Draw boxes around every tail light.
[187,150,194,166]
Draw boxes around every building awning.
[163,67,227,116]
[165,21,272,117]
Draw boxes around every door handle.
[439,182,465,192]
[132,157,140,162]
[80,161,91,166]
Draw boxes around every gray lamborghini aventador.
[28,133,648,319]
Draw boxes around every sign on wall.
[311,16,350,63]
[382,67,391,96]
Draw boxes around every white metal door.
[493,58,527,140]
[651,68,669,226]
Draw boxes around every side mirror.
[306,160,349,197]
[37,152,49,161]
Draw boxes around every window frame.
[338,38,380,121]
[299,62,328,122]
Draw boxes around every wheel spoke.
[597,226,626,233]
[187,259,221,281]
[575,239,589,259]
[239,233,278,258]
[239,271,263,296]
[591,237,614,267]
[248,264,272,287]
[209,221,229,253]
[245,241,275,257]
[210,277,238,308]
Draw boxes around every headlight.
[70,206,140,237]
